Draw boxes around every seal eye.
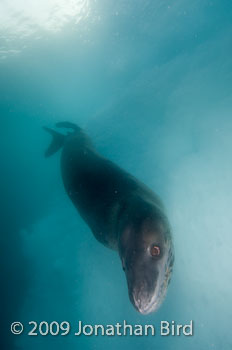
[150,245,160,257]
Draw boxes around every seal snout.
[131,284,155,315]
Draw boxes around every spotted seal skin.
[44,122,174,314]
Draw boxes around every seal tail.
[43,127,65,157]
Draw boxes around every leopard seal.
[44,122,174,314]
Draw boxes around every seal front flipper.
[43,127,65,157]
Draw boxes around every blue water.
[1,1,232,349]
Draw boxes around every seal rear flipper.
[43,127,65,157]
[56,121,81,132]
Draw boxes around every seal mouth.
[128,263,172,314]
[132,297,161,315]
[130,285,164,315]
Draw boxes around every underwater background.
[0,0,232,349]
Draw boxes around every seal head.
[119,202,174,314]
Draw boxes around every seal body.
[44,123,174,314]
